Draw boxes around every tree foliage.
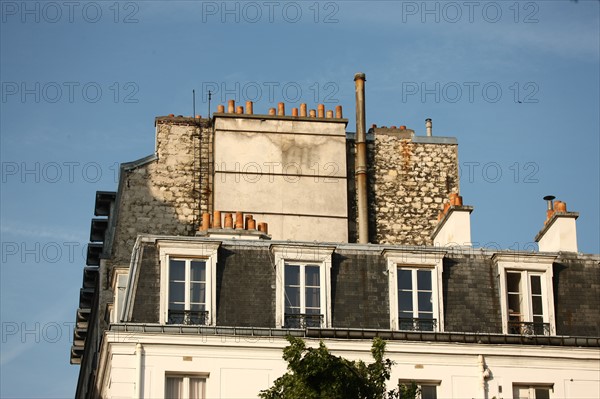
[259,336,418,399]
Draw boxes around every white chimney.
[432,193,473,247]
[535,197,579,252]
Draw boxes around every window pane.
[531,295,543,316]
[398,291,413,312]
[169,281,185,303]
[165,377,182,399]
[530,275,542,295]
[512,386,529,399]
[507,272,521,293]
[190,282,206,304]
[508,293,522,317]
[190,261,206,282]
[170,260,185,281]
[285,265,300,285]
[305,265,320,286]
[189,303,206,312]
[418,292,433,312]
[169,302,185,311]
[285,286,300,308]
[305,287,321,308]
[398,269,412,290]
[535,388,550,399]
[417,270,432,291]
[421,385,438,399]
[189,378,205,399]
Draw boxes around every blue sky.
[1,1,598,397]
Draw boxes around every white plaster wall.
[433,209,472,247]
[213,117,348,242]
[100,334,600,399]
[538,217,578,252]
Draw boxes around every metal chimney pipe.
[354,72,369,244]
[426,118,432,136]
[543,195,556,210]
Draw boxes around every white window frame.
[385,250,445,332]
[158,240,220,326]
[272,244,334,328]
[494,253,557,335]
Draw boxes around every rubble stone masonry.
[109,117,212,266]
[369,130,459,245]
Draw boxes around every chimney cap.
[425,118,432,122]
[354,72,366,81]
[543,195,556,201]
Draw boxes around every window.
[399,380,441,399]
[513,384,552,399]
[506,271,548,335]
[385,250,445,332]
[165,375,206,399]
[272,245,334,328]
[494,254,556,336]
[168,259,207,325]
[158,240,220,326]
[284,263,323,328]
[397,268,436,331]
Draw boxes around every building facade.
[71,75,600,398]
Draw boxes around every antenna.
[208,90,212,118]
[193,89,196,118]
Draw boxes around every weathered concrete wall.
[369,131,459,245]
[213,114,349,243]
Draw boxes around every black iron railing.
[168,310,209,325]
[284,313,323,329]
[398,318,437,332]
[508,321,550,336]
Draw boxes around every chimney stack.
[535,196,579,252]
[431,193,473,247]
[426,118,432,136]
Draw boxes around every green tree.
[259,336,418,399]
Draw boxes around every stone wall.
[369,131,459,245]
[109,117,212,266]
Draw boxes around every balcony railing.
[284,313,323,329]
[508,321,550,336]
[168,310,209,326]
[398,318,437,332]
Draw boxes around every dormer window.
[158,241,220,326]
[272,245,334,329]
[385,250,445,332]
[168,259,208,325]
[494,253,556,336]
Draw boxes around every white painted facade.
[537,214,579,253]
[432,207,473,247]
[96,331,600,399]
